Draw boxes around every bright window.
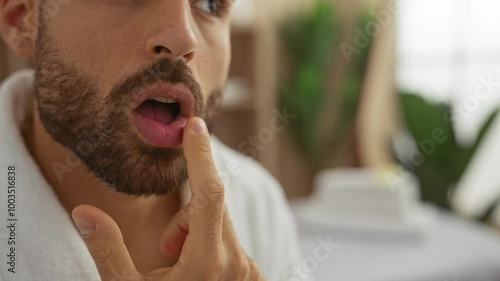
[396,0,500,144]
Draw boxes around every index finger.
[182,117,225,247]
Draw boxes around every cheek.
[195,31,231,103]
[41,4,145,94]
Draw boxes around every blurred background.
[2,0,500,280]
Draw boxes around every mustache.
[105,58,203,116]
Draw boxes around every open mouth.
[130,83,195,148]
[135,97,182,126]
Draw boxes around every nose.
[144,1,197,63]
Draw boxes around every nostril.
[183,52,195,63]
[154,46,173,55]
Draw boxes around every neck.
[23,104,182,239]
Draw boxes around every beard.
[33,20,223,196]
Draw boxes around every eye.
[195,0,218,15]
[193,0,229,17]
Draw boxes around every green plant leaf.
[399,93,457,161]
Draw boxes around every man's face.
[33,0,232,196]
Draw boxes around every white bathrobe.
[0,70,304,281]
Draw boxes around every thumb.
[159,205,189,257]
[72,205,141,281]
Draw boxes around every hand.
[71,117,265,281]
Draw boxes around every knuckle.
[88,242,113,265]
[197,142,212,154]
[203,179,225,202]
[231,255,250,278]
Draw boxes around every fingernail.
[72,215,96,237]
[190,118,206,134]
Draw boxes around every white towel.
[0,70,100,281]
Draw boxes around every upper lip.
[130,82,195,118]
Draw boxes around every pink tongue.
[135,101,175,125]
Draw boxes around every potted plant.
[279,1,374,170]
[398,92,499,219]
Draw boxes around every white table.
[292,204,500,281]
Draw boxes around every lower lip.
[131,112,187,148]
